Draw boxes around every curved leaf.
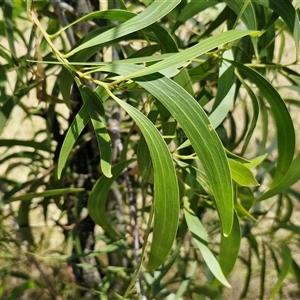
[229,159,259,187]
[111,94,180,270]
[258,152,300,200]
[184,200,231,288]
[125,30,260,79]
[230,61,295,190]
[252,0,299,56]
[173,0,219,32]
[270,244,292,299]
[56,105,90,179]
[216,212,241,285]
[88,160,133,237]
[76,80,112,178]
[209,50,236,129]
[99,63,233,236]
[65,0,180,57]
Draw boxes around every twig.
[50,0,76,47]
[108,107,146,298]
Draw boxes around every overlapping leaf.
[112,93,180,270]
[75,80,112,178]
[65,0,180,57]
[98,63,234,236]
[230,61,295,190]
[184,200,230,287]
[88,160,133,237]
[125,30,260,79]
[56,106,90,179]
[258,152,300,200]
[252,0,299,56]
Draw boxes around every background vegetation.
[0,0,300,299]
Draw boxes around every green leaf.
[112,94,180,270]
[209,50,236,129]
[175,261,198,299]
[231,61,295,189]
[125,30,260,79]
[291,259,300,292]
[211,211,242,289]
[270,244,292,299]
[173,0,219,32]
[3,0,17,60]
[98,63,233,236]
[137,135,154,184]
[76,80,112,178]
[88,160,134,237]
[7,280,38,300]
[234,196,256,221]
[252,0,300,57]
[137,109,158,184]
[56,105,90,179]
[229,159,259,187]
[236,72,260,155]
[184,200,231,288]
[65,0,180,57]
[218,212,241,278]
[173,68,194,96]
[6,188,84,203]
[225,0,257,31]
[258,152,300,200]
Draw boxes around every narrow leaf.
[6,188,84,203]
[99,63,234,236]
[173,0,218,32]
[57,105,90,179]
[218,212,241,277]
[65,0,180,57]
[184,200,231,288]
[258,152,300,200]
[209,50,236,129]
[112,95,180,270]
[252,0,299,56]
[76,81,112,178]
[88,160,133,237]
[126,30,260,79]
[270,244,292,299]
[231,61,295,189]
[229,159,259,187]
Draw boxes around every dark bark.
[57,1,101,297]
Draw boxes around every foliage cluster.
[0,0,300,299]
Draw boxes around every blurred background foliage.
[0,0,300,299]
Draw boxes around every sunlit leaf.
[229,159,259,187]
[231,61,295,189]
[65,0,180,57]
[184,200,230,288]
[111,93,180,270]
[98,63,234,236]
[125,30,260,79]
[75,80,112,178]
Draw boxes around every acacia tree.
[1,0,300,299]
